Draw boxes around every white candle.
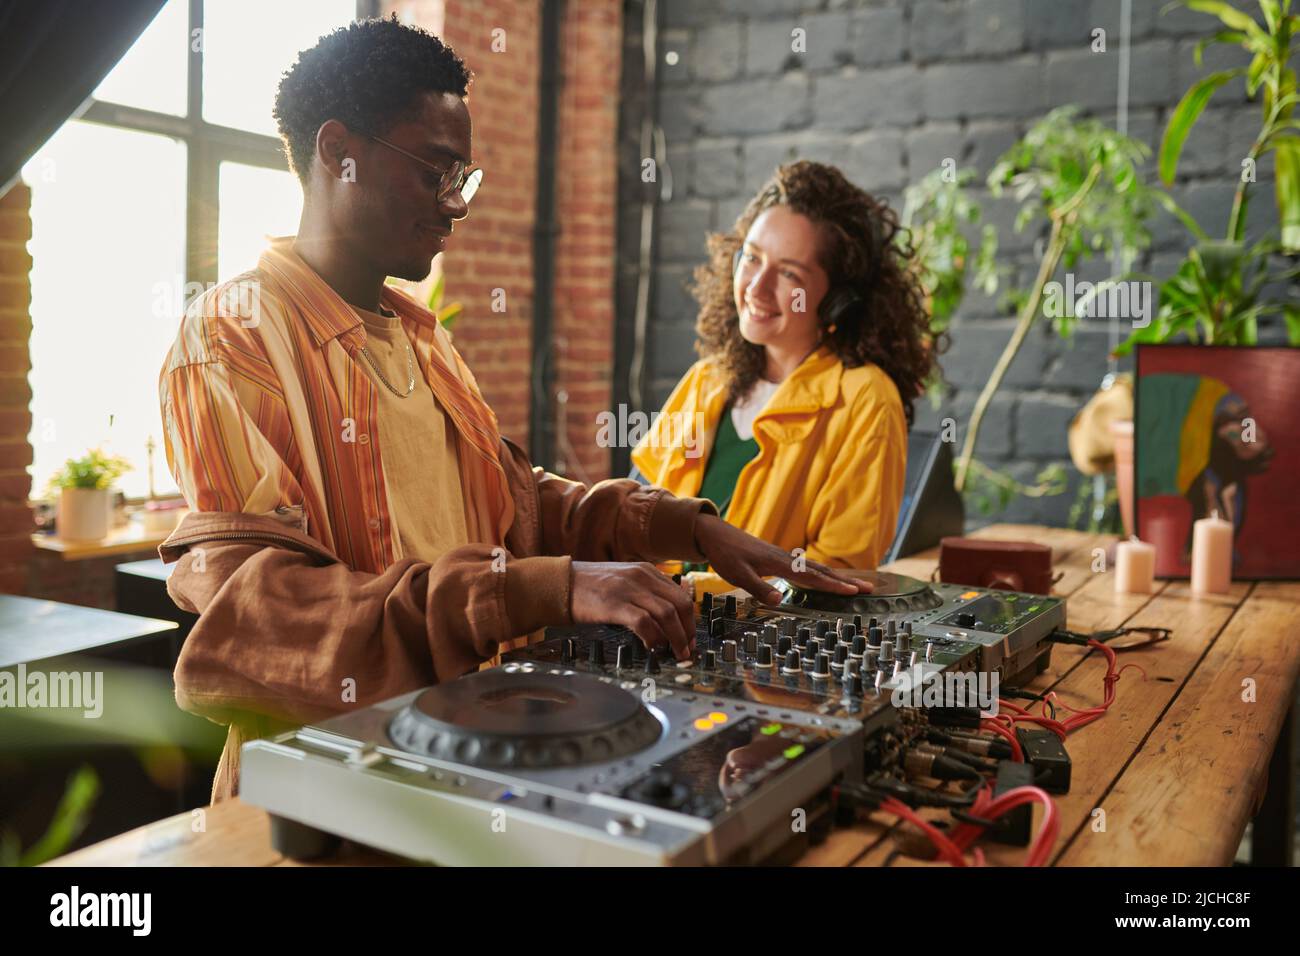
[1191,510,1233,595]
[1114,537,1155,594]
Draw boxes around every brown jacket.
[161,437,716,801]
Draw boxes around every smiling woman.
[632,161,936,593]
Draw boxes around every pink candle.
[1114,537,1155,594]
[1191,510,1233,595]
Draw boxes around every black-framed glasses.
[369,135,483,206]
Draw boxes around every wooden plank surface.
[803,530,1270,868]
[42,524,1299,868]
[1057,582,1300,866]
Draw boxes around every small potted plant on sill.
[46,448,132,543]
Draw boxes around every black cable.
[1049,625,1171,646]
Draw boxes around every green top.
[685,406,759,573]
[698,405,760,518]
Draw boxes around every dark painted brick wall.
[616,0,1282,528]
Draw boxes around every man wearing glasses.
[158,15,864,799]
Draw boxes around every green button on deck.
[761,722,783,736]
[783,744,805,760]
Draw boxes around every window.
[22,0,370,499]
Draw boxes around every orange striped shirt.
[159,238,514,575]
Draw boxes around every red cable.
[881,785,1060,867]
[980,716,1023,761]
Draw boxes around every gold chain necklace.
[359,343,416,398]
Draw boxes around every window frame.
[78,0,378,291]
[49,0,379,505]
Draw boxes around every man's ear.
[314,119,355,181]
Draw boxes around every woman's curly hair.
[692,160,939,425]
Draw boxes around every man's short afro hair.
[273,14,471,183]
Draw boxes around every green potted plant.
[950,106,1160,507]
[46,448,131,542]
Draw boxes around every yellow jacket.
[632,346,907,594]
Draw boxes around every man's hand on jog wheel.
[570,515,872,662]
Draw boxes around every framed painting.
[1135,344,1300,579]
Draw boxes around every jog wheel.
[776,570,946,616]
[387,667,663,770]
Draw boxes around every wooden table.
[47,524,1300,868]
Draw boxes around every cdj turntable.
[240,572,1065,866]
[240,665,863,866]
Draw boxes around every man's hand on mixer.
[571,561,696,661]
[693,514,873,605]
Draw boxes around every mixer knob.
[589,641,606,666]
[814,620,830,641]
[762,623,780,645]
[756,644,774,668]
[562,638,578,664]
[896,630,910,654]
[641,770,687,809]
[851,635,867,656]
[885,619,897,638]
[645,651,661,674]
[833,644,848,667]
[781,650,802,676]
[743,630,758,655]
[615,642,633,670]
[879,640,894,664]
[783,617,798,637]
[853,614,864,632]
[724,595,738,617]
[864,648,879,672]
[721,640,738,663]
[953,612,977,628]
[846,672,864,696]
[840,623,857,644]
[796,626,812,648]
[777,635,793,657]
[710,617,725,640]
[813,653,831,677]
[700,592,713,614]
[803,638,821,660]
[868,626,883,648]
[704,649,717,670]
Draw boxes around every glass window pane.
[22,123,187,500]
[202,0,358,136]
[218,162,303,277]
[92,0,188,117]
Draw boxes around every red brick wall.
[552,0,620,483]
[389,0,540,448]
[0,183,34,594]
[387,0,619,478]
